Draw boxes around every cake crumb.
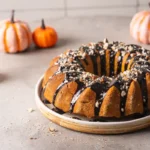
[30,137,37,140]
[49,127,58,133]
[28,108,34,113]
[70,137,74,141]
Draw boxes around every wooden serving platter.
[35,76,150,134]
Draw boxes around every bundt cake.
[42,38,150,120]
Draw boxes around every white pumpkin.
[130,11,150,44]
[0,10,32,53]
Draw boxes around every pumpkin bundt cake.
[42,39,150,120]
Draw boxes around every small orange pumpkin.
[0,10,32,53]
[130,3,150,44]
[32,19,58,48]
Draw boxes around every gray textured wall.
[0,0,149,21]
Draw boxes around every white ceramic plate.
[35,76,150,134]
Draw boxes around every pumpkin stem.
[11,10,15,23]
[149,2,150,8]
[41,19,46,29]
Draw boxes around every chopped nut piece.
[121,91,126,97]
[103,38,109,43]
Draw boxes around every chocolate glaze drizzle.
[91,55,98,75]
[110,50,115,76]
[138,73,148,114]
[100,50,106,75]
[75,57,85,70]
[52,80,68,104]
[70,87,85,112]
[108,78,127,116]
[117,49,123,74]
[83,58,89,65]
[91,82,107,116]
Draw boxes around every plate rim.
[35,75,150,133]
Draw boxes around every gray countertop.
[0,16,150,150]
